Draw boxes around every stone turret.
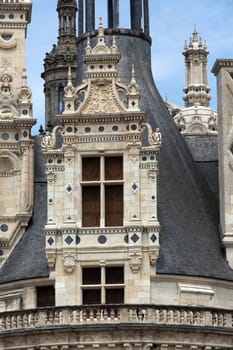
[0,0,36,264]
[41,0,77,127]
[174,29,218,135]
[183,28,210,108]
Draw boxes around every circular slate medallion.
[98,235,107,244]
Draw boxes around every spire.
[192,26,198,42]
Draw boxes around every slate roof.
[0,31,233,283]
[0,137,49,284]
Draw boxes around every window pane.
[106,288,124,304]
[106,267,124,284]
[82,157,100,181]
[83,267,101,284]
[105,185,123,226]
[82,186,100,227]
[37,286,55,307]
[83,289,101,304]
[105,157,123,180]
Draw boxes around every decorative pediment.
[78,80,126,114]
[62,18,141,116]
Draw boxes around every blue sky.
[25,1,233,133]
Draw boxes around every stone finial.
[97,16,104,40]
[111,36,118,54]
[63,66,76,113]
[127,64,140,111]
[129,64,138,92]
[192,26,198,42]
[85,36,91,55]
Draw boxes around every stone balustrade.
[0,305,232,332]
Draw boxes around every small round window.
[1,34,12,41]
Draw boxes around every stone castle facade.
[0,0,233,349]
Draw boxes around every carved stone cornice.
[58,112,145,125]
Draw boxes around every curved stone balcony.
[0,305,233,331]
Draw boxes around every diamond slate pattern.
[47,237,54,246]
[150,234,157,243]
[131,233,140,243]
[65,235,74,245]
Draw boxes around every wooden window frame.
[81,155,124,228]
[81,266,125,305]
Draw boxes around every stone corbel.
[62,251,77,273]
[46,171,56,183]
[129,251,142,273]
[148,169,157,180]
[149,248,159,267]
[46,250,56,269]
[128,144,140,163]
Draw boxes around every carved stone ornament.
[176,116,186,131]
[62,251,76,273]
[78,80,125,114]
[41,131,56,150]
[17,86,32,104]
[129,251,142,273]
[141,123,162,147]
[208,115,217,131]
[149,249,159,266]
[46,251,56,269]
[41,125,63,151]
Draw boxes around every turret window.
[82,266,124,305]
[37,285,55,307]
[58,86,64,114]
[81,156,123,227]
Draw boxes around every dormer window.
[81,156,123,227]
